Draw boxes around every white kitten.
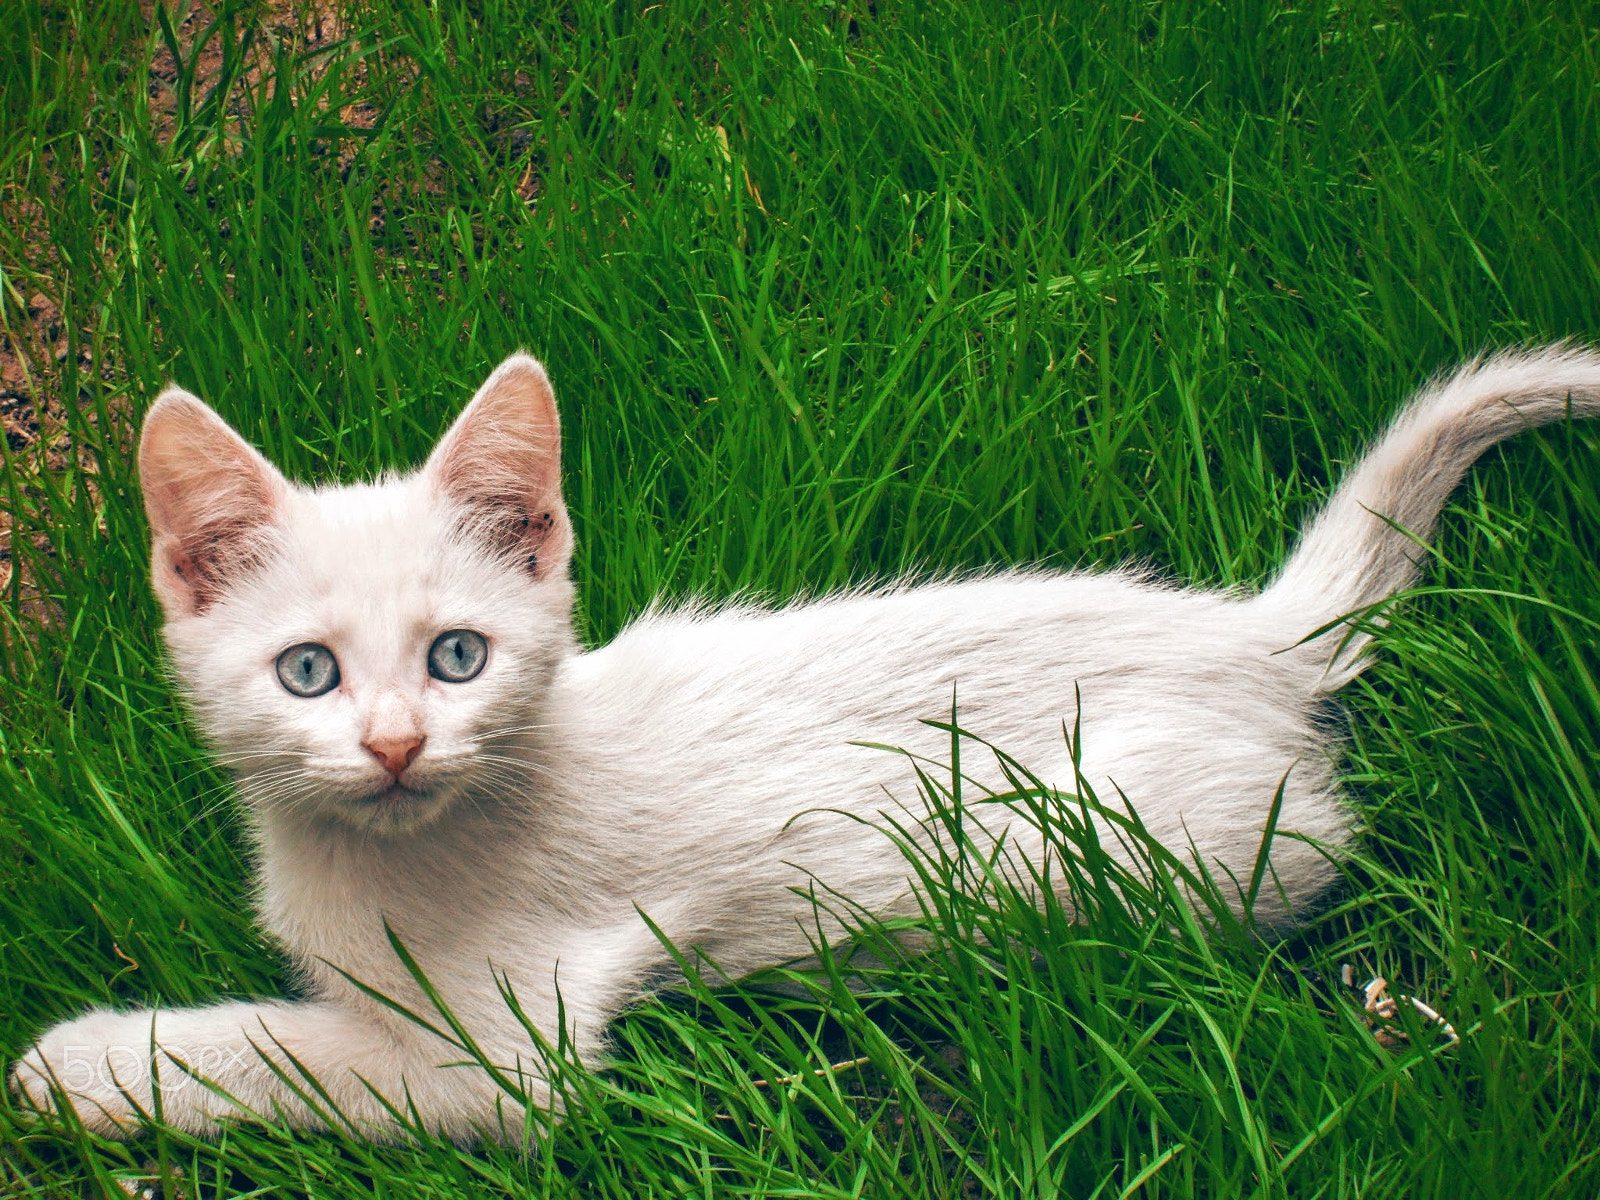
[13,346,1600,1141]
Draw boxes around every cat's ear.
[139,388,290,617]
[424,353,572,581]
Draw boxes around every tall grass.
[3,0,1599,1195]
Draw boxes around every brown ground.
[1,0,544,612]
[0,1,353,605]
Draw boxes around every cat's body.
[14,345,1600,1141]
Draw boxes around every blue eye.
[428,630,488,683]
[276,644,340,697]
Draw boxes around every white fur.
[14,346,1600,1141]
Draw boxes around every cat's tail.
[1262,342,1600,688]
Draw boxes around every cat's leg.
[10,998,520,1141]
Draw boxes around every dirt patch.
[2,2,359,613]
[4,2,548,614]
[0,288,120,617]
[0,211,93,611]
[143,0,369,154]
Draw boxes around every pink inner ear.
[426,354,573,580]
[140,389,288,615]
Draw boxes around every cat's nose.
[364,736,425,775]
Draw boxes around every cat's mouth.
[368,779,425,804]
[342,775,457,834]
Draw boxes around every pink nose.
[364,736,424,775]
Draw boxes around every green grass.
[4,0,1600,1194]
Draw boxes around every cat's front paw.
[11,1009,162,1136]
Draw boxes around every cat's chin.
[337,780,459,834]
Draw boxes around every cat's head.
[138,354,577,834]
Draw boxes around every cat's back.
[530,568,1341,939]
[553,569,1319,796]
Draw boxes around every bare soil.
[1,1,351,607]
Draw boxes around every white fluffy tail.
[1265,343,1600,686]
